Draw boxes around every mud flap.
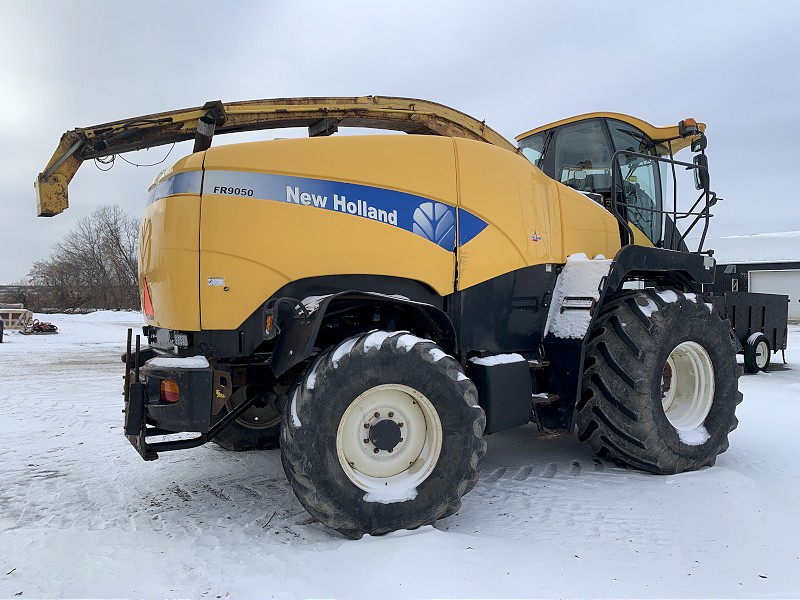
[122,330,158,460]
[124,381,158,460]
[124,381,145,437]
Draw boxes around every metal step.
[527,359,550,369]
[560,296,596,312]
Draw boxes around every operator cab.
[517,113,709,252]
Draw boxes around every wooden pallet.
[0,307,33,330]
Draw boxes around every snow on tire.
[280,330,486,538]
[577,289,742,475]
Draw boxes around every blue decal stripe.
[147,171,203,206]
[149,170,489,249]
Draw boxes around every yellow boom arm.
[35,96,517,217]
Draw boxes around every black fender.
[268,291,456,378]
[604,245,715,294]
[541,245,717,429]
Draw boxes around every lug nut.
[373,448,380,454]
[364,423,370,428]
[374,412,380,418]
[363,438,369,444]
[398,423,404,428]
[388,448,393,453]
[388,412,394,418]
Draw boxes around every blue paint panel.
[150,169,489,250]
[458,209,489,246]
[147,171,203,206]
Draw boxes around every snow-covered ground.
[1,312,798,598]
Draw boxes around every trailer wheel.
[744,333,771,373]
[212,386,282,451]
[281,330,486,538]
[577,289,742,475]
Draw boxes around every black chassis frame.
[123,245,716,459]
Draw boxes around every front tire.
[577,290,742,474]
[281,330,486,538]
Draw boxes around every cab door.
[525,117,664,248]
[605,119,664,247]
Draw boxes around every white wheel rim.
[336,384,442,498]
[660,341,715,430]
[755,340,769,369]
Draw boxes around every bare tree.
[27,205,139,311]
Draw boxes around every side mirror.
[691,134,707,152]
[693,154,710,190]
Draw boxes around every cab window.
[552,120,612,194]
[518,132,547,168]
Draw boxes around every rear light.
[142,277,154,320]
[172,332,190,347]
[160,379,180,403]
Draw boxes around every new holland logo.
[412,202,456,247]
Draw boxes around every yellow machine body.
[141,135,621,332]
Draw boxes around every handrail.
[609,150,712,252]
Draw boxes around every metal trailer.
[709,291,789,373]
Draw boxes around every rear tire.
[744,333,771,373]
[281,330,486,538]
[577,290,742,474]
[212,386,282,451]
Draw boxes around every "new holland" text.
[286,186,398,225]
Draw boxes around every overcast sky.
[1,0,798,283]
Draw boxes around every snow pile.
[708,231,800,264]
[469,353,526,366]
[363,485,418,504]
[395,333,429,352]
[678,425,711,446]
[657,289,679,303]
[362,330,395,351]
[428,348,447,362]
[683,292,714,313]
[331,337,358,368]
[147,356,209,369]
[637,295,660,317]
[302,292,433,314]
[290,388,302,427]
[301,294,333,313]
[544,253,613,339]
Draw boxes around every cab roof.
[516,112,706,155]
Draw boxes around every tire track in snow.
[450,456,670,547]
